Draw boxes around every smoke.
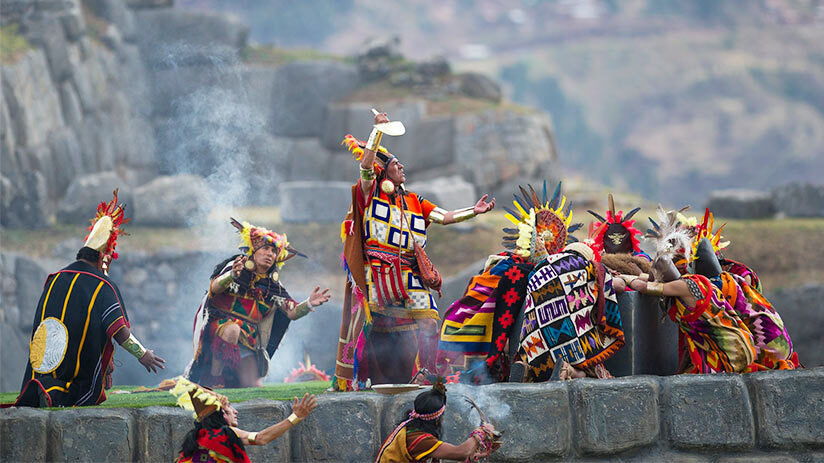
[448,383,512,424]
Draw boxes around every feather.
[587,210,606,223]
[648,218,660,232]
[502,236,518,241]
[505,213,521,225]
[502,242,517,249]
[564,200,573,217]
[542,180,548,205]
[286,246,308,259]
[527,184,541,207]
[549,182,562,209]
[623,207,641,222]
[229,217,244,232]
[566,235,579,243]
[503,206,522,219]
[608,193,616,217]
[512,194,529,213]
[502,227,518,234]
[568,223,584,233]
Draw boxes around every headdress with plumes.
[283,353,331,383]
[341,134,396,170]
[689,208,729,262]
[229,218,305,269]
[169,377,230,422]
[501,181,583,263]
[587,193,642,255]
[83,189,130,272]
[645,205,695,262]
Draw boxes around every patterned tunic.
[17,261,129,407]
[668,274,757,373]
[176,428,250,463]
[358,182,440,324]
[376,426,443,463]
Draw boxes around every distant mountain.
[178,0,824,206]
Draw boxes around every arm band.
[247,432,257,444]
[646,282,665,297]
[214,271,235,290]
[428,207,448,224]
[287,413,301,425]
[122,333,147,359]
[451,207,477,223]
[366,127,383,152]
[293,299,313,319]
[360,166,376,181]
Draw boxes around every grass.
[0,24,31,64]
[241,45,347,67]
[0,381,330,409]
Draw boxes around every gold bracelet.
[428,207,448,224]
[287,413,301,425]
[366,127,383,152]
[247,432,257,444]
[122,333,147,359]
[293,300,313,319]
[214,271,235,290]
[452,207,476,223]
[646,282,664,297]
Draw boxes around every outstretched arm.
[233,393,318,446]
[282,287,331,320]
[614,276,697,308]
[429,194,496,225]
[209,256,245,295]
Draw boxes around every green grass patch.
[0,24,31,64]
[241,45,347,67]
[0,381,330,409]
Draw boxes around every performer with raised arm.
[172,378,317,463]
[334,110,495,390]
[14,190,165,407]
[186,219,331,388]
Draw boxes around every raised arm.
[358,112,390,201]
[209,256,245,295]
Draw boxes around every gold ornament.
[244,260,255,270]
[380,179,395,194]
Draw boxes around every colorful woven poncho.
[518,250,624,381]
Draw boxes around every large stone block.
[771,182,824,218]
[134,406,192,462]
[234,399,292,461]
[133,174,208,227]
[47,128,84,196]
[85,0,137,41]
[0,170,49,228]
[270,61,360,137]
[765,285,824,368]
[1,49,65,148]
[279,181,351,223]
[663,374,755,450]
[716,455,800,463]
[747,368,824,448]
[706,189,776,219]
[406,175,476,210]
[291,392,382,462]
[49,408,135,461]
[27,16,73,81]
[135,9,248,52]
[457,72,502,102]
[572,377,660,454]
[0,323,28,393]
[0,407,49,462]
[603,291,679,377]
[58,80,83,126]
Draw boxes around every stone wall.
[1,369,822,462]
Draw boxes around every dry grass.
[0,24,31,64]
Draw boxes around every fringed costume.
[186,220,309,388]
[15,191,131,407]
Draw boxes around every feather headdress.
[501,181,583,262]
[587,193,642,255]
[645,205,694,262]
[690,208,729,261]
[341,134,395,170]
[169,377,229,421]
[229,218,305,268]
[83,189,130,273]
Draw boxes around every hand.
[231,256,246,278]
[473,194,495,215]
[308,286,331,307]
[291,393,318,419]
[139,350,166,373]
[374,112,390,125]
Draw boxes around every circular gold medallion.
[271,272,279,282]
[244,260,255,270]
[30,317,69,374]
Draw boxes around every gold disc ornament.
[380,179,395,194]
[29,317,69,374]
[244,260,255,270]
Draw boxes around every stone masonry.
[1,369,822,462]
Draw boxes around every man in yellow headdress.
[14,190,165,407]
[185,219,331,388]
